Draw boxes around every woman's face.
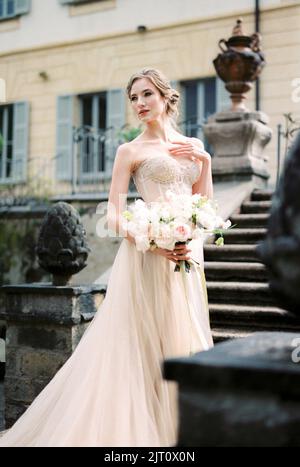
[129,77,166,123]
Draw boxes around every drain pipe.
[255,0,261,111]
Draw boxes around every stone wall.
[1,284,105,427]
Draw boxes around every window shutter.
[56,95,74,181]
[15,0,31,15]
[12,101,29,182]
[105,88,126,173]
[216,77,231,112]
[197,81,205,123]
[196,81,205,140]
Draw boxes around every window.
[0,102,29,183]
[179,77,231,150]
[79,92,107,179]
[56,89,125,183]
[0,0,30,21]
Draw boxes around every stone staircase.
[205,188,300,342]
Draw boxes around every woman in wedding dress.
[0,68,214,447]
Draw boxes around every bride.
[0,67,214,447]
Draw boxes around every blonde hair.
[126,68,180,123]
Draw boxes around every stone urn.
[36,202,90,286]
[203,18,271,186]
[213,18,266,111]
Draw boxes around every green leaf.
[215,236,224,246]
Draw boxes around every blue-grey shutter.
[12,101,29,182]
[15,0,31,15]
[216,77,231,112]
[196,81,205,140]
[105,88,126,173]
[56,95,74,181]
[170,80,178,90]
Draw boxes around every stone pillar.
[164,332,300,447]
[0,283,105,428]
[204,110,272,188]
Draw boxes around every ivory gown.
[0,154,214,447]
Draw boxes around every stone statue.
[257,131,300,315]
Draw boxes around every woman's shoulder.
[115,141,142,173]
[190,136,204,148]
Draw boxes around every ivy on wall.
[0,218,50,285]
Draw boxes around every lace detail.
[133,155,200,185]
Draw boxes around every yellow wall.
[0,2,299,193]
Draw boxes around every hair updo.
[126,68,180,122]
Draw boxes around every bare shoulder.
[115,142,134,166]
[115,141,145,174]
[188,136,205,149]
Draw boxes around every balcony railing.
[0,118,209,203]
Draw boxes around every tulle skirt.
[0,237,213,447]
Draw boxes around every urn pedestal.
[204,110,272,187]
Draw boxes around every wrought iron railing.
[0,118,210,202]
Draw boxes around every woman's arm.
[107,143,136,244]
[191,138,213,199]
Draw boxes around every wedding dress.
[0,154,214,447]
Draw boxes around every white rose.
[222,219,232,229]
[156,237,176,250]
[196,212,216,230]
[135,235,150,253]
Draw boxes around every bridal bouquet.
[122,190,232,273]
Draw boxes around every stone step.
[204,244,260,262]
[241,201,272,214]
[221,228,267,244]
[209,303,300,330]
[212,327,251,343]
[251,189,274,202]
[204,261,268,282]
[230,213,270,228]
[207,281,277,306]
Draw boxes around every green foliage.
[0,175,53,206]
[0,217,51,286]
[0,219,37,285]
[0,132,3,153]
[118,126,142,142]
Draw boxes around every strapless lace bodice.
[132,155,201,203]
